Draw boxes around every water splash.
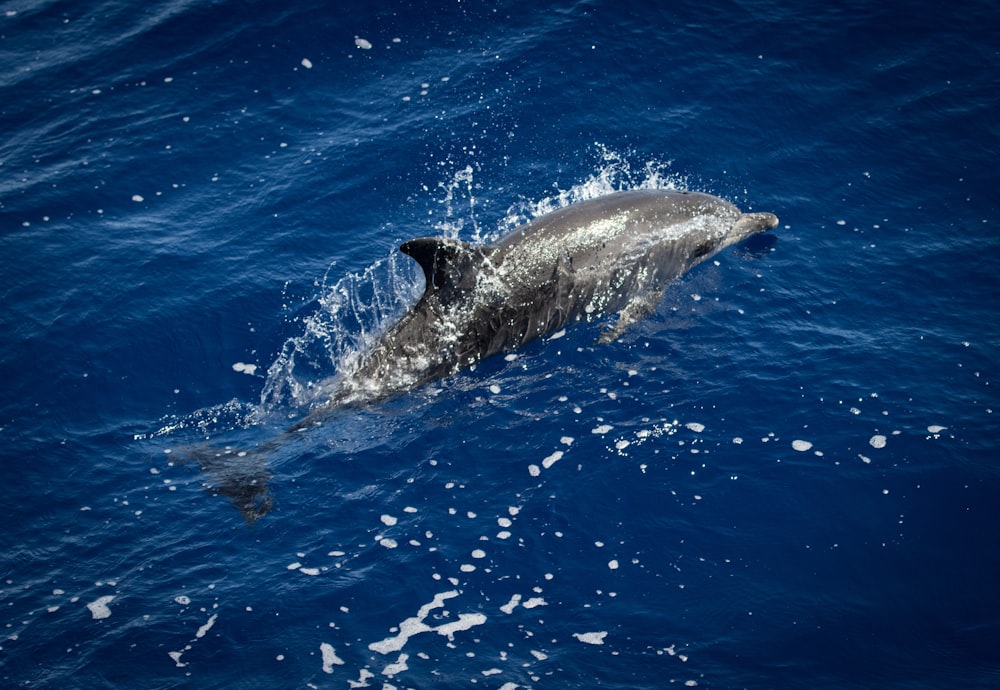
[144,397,261,440]
[257,147,684,417]
[258,250,423,413]
[497,144,685,235]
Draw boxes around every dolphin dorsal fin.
[400,237,480,296]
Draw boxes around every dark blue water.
[3,1,999,687]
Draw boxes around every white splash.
[232,362,258,375]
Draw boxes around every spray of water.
[258,147,683,417]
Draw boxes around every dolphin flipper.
[598,289,665,344]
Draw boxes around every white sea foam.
[368,591,486,655]
[573,631,607,645]
[195,613,217,638]
[320,642,344,673]
[86,595,114,620]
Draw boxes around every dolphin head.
[687,210,779,263]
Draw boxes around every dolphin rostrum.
[193,189,778,520]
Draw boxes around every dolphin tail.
[175,444,274,523]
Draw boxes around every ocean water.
[2,0,999,687]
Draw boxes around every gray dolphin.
[193,189,778,520]
[315,188,778,412]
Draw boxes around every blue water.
[2,0,999,687]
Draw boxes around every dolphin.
[306,188,778,414]
[191,189,778,520]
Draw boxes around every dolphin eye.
[692,239,715,258]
